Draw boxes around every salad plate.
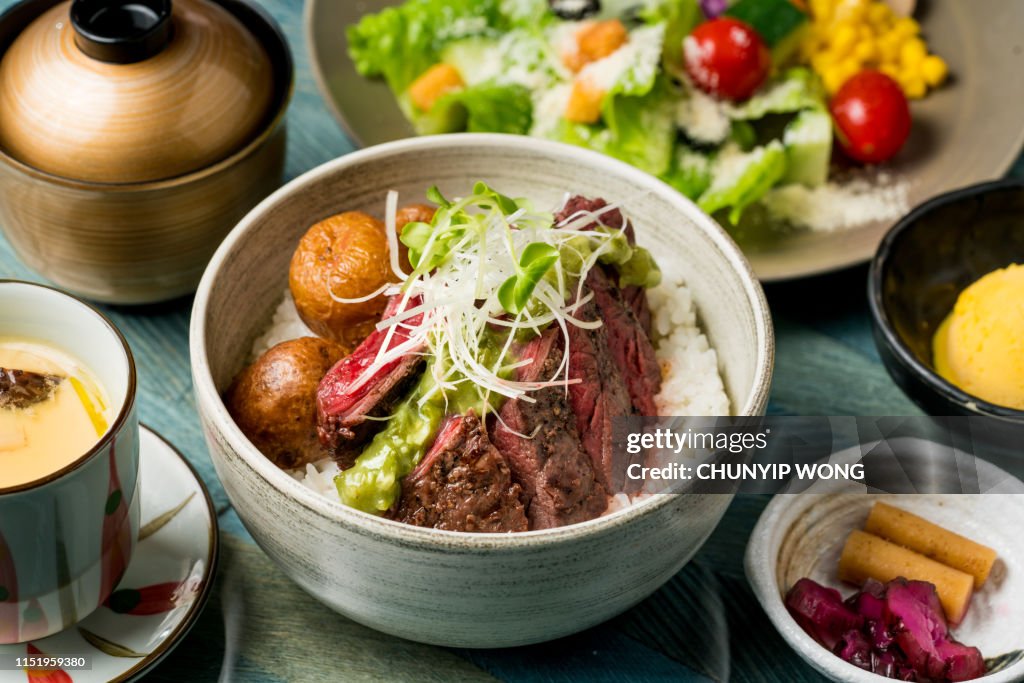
[0,426,218,683]
[305,0,1024,281]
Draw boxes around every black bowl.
[868,178,1024,420]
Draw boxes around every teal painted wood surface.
[1,0,1022,680]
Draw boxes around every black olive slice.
[549,0,601,21]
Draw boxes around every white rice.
[255,275,731,505]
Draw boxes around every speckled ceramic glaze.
[190,134,774,647]
[746,438,1024,682]
[0,0,292,304]
[0,281,139,644]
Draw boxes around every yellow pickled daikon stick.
[838,530,975,624]
[865,502,997,589]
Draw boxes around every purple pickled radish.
[789,577,987,682]
[871,650,898,678]
[887,580,950,679]
[847,581,888,622]
[897,665,918,682]
[835,629,872,671]
[901,579,950,626]
[785,578,864,650]
[936,640,986,682]
[862,578,887,599]
[700,0,729,18]
[868,619,895,652]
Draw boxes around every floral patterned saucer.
[0,426,218,682]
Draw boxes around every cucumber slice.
[782,108,832,188]
[440,37,500,85]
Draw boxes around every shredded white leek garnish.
[331,184,646,404]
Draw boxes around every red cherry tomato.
[830,70,912,164]
[683,18,771,102]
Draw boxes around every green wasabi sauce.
[558,230,662,288]
[334,337,505,514]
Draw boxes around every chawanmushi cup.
[0,280,140,643]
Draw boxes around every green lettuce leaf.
[347,0,508,93]
[724,68,825,120]
[500,0,554,25]
[605,23,666,98]
[554,77,677,176]
[698,141,788,223]
[661,145,712,200]
[432,82,534,134]
[638,0,702,69]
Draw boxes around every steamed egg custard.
[933,264,1024,410]
[0,338,112,488]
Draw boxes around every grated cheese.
[676,87,731,145]
[577,23,664,93]
[760,175,910,232]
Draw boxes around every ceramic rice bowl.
[190,134,774,647]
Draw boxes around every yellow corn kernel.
[564,78,604,124]
[900,74,927,99]
[840,0,868,24]
[854,40,878,63]
[839,57,862,78]
[823,65,851,94]
[408,64,464,112]
[811,51,835,73]
[900,38,928,67]
[879,62,902,81]
[810,0,834,23]
[893,16,920,37]
[831,22,858,57]
[878,33,901,62]
[867,3,892,26]
[921,55,948,87]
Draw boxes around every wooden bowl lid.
[0,0,274,183]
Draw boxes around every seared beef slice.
[566,293,634,488]
[393,413,528,533]
[586,268,661,415]
[317,295,424,466]
[555,195,630,240]
[555,195,653,336]
[493,329,608,529]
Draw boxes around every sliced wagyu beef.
[392,412,528,533]
[565,293,634,489]
[586,267,661,415]
[492,329,608,529]
[316,295,425,467]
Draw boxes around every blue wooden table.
[2,1,1022,680]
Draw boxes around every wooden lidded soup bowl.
[0,0,292,304]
